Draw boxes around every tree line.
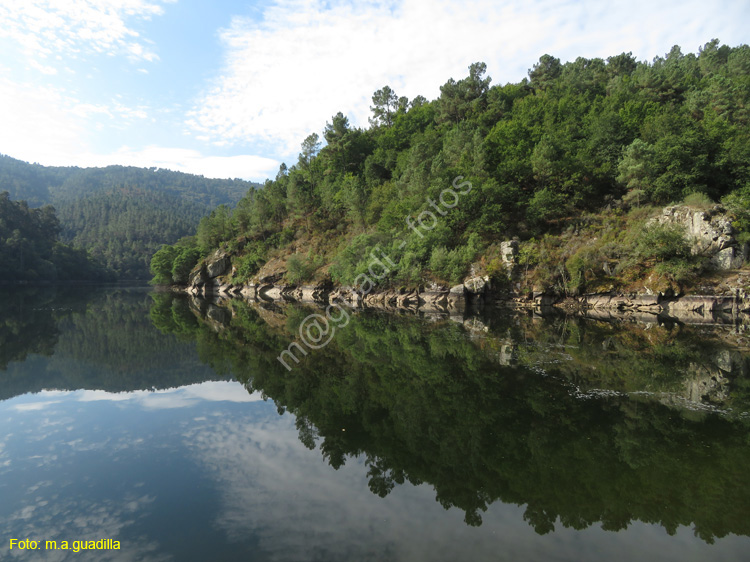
[153,39,750,288]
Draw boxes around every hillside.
[0,155,260,279]
[0,192,111,283]
[152,40,750,296]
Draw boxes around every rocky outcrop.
[651,205,748,270]
[206,250,231,279]
[463,262,490,295]
[500,240,519,274]
[181,226,750,321]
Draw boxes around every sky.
[0,0,748,182]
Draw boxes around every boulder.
[189,265,208,287]
[652,205,745,269]
[206,250,231,279]
[258,271,285,284]
[240,284,257,299]
[463,276,489,294]
[712,245,747,270]
[450,284,466,296]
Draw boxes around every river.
[1,287,749,561]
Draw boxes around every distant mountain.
[0,154,262,279]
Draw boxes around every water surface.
[1,287,749,561]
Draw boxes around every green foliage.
[722,185,750,243]
[635,223,691,262]
[171,244,201,284]
[230,246,267,284]
[286,254,322,285]
[150,237,201,285]
[526,187,570,225]
[0,191,112,282]
[145,41,750,287]
[428,233,483,284]
[150,245,178,285]
[0,155,258,279]
[682,192,714,209]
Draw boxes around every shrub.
[231,248,266,283]
[722,185,750,244]
[681,192,714,210]
[635,223,690,262]
[526,187,569,226]
[286,254,321,285]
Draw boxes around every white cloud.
[0,76,85,164]
[11,401,62,412]
[7,383,262,414]
[79,146,280,180]
[189,0,750,154]
[0,75,276,180]
[0,0,172,66]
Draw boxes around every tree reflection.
[153,295,750,542]
[0,288,227,399]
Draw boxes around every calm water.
[1,287,749,561]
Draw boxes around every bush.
[681,192,714,210]
[526,188,569,226]
[231,247,267,283]
[286,254,321,285]
[654,257,704,284]
[172,246,201,284]
[150,245,178,285]
[635,223,690,262]
[722,185,750,244]
[427,234,483,284]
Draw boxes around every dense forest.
[0,192,111,283]
[0,156,259,279]
[153,40,750,292]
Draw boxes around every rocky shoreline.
[177,273,750,326]
[179,203,750,325]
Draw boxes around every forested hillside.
[152,40,750,293]
[0,156,259,278]
[0,192,111,283]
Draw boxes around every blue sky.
[0,0,748,182]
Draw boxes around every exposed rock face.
[713,246,746,270]
[290,283,331,303]
[651,205,748,270]
[255,256,288,285]
[463,262,490,295]
[500,240,519,271]
[206,250,231,279]
[463,276,489,294]
[188,265,208,287]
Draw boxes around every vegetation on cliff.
[152,40,750,293]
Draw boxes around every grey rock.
[464,276,489,294]
[206,250,231,279]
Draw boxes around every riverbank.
[172,202,750,325]
[174,273,750,327]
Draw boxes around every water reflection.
[153,294,750,542]
[0,287,230,400]
[1,288,749,561]
[2,383,748,562]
